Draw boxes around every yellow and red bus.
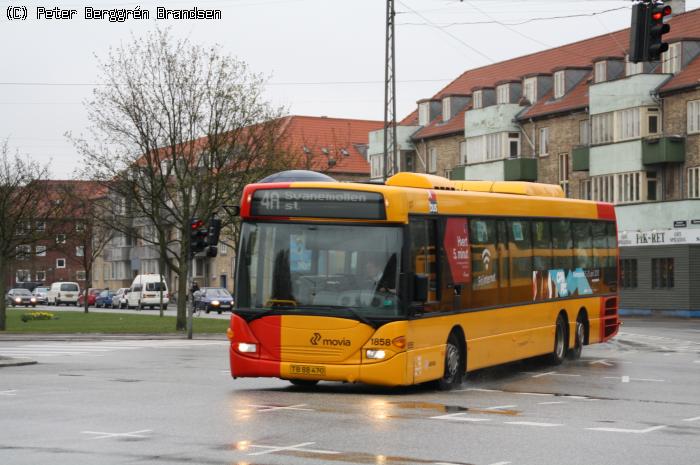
[228,172,619,389]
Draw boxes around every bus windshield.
[237,222,403,319]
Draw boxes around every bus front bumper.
[230,347,410,387]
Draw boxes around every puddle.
[389,401,520,416]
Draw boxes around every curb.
[620,309,700,318]
[0,357,37,367]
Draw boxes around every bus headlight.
[366,349,386,360]
[238,343,257,353]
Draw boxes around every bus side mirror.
[413,274,429,303]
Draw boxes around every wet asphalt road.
[1,317,699,465]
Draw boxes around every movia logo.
[310,332,322,345]
[309,332,351,346]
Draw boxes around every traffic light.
[629,1,671,63]
[189,218,208,255]
[205,218,222,258]
[648,3,672,62]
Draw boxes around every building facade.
[369,5,700,314]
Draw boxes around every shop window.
[651,258,674,289]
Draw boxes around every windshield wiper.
[323,306,378,328]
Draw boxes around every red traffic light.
[190,219,205,230]
[652,5,671,21]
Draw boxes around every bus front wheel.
[550,316,567,365]
[437,332,464,391]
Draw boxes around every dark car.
[5,288,37,307]
[193,287,234,314]
[95,290,115,308]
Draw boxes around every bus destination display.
[250,189,386,220]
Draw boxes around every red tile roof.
[412,107,468,139]
[519,74,591,120]
[278,116,383,175]
[407,8,700,138]
[659,52,700,93]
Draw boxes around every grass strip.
[3,309,229,334]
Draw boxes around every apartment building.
[368,4,700,315]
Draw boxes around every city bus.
[227,172,619,389]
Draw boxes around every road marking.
[456,388,503,393]
[504,421,562,427]
[682,416,700,422]
[0,390,17,396]
[538,401,565,405]
[605,376,665,383]
[590,359,613,366]
[82,429,152,440]
[622,376,630,383]
[248,403,313,412]
[531,371,556,378]
[586,425,667,434]
[246,442,339,456]
[516,392,553,397]
[693,360,700,364]
[430,413,490,422]
[487,462,512,465]
[485,405,517,410]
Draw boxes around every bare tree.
[72,28,289,331]
[0,140,57,331]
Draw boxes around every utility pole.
[383,0,398,181]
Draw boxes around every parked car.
[111,288,129,309]
[193,287,234,314]
[5,288,37,307]
[127,274,169,310]
[77,288,105,307]
[47,282,80,306]
[31,287,50,304]
[95,290,115,308]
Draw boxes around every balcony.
[450,158,537,182]
[572,146,589,171]
[642,136,685,165]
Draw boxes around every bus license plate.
[290,364,326,376]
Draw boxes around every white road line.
[0,390,18,396]
[538,401,565,405]
[487,462,512,465]
[694,360,700,364]
[484,405,517,410]
[82,429,152,440]
[248,404,313,412]
[586,425,667,434]
[531,371,556,378]
[247,442,339,456]
[516,392,553,397]
[590,359,613,366]
[504,421,562,427]
[430,413,490,422]
[682,416,700,422]
[622,376,630,383]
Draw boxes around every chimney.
[667,0,685,17]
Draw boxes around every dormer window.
[594,61,607,83]
[625,55,643,76]
[418,102,430,126]
[473,91,483,109]
[553,71,565,99]
[523,77,537,104]
[496,85,509,104]
[442,98,451,122]
[662,42,681,74]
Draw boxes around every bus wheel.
[289,379,319,387]
[437,332,464,391]
[567,318,585,360]
[550,316,567,365]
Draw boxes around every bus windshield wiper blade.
[324,306,377,328]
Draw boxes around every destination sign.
[250,189,386,220]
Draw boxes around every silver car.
[111,288,129,309]
[6,288,37,307]
[32,287,49,304]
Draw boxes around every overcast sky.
[2,0,698,178]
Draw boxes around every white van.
[127,274,169,310]
[47,282,81,306]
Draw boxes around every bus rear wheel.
[437,332,464,391]
[567,318,585,360]
[289,379,319,387]
[550,316,567,365]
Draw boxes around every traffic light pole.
[186,250,194,339]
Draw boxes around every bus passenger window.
[572,222,592,270]
[605,222,618,289]
[532,221,552,271]
[470,218,499,308]
[551,220,573,270]
[507,219,532,303]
